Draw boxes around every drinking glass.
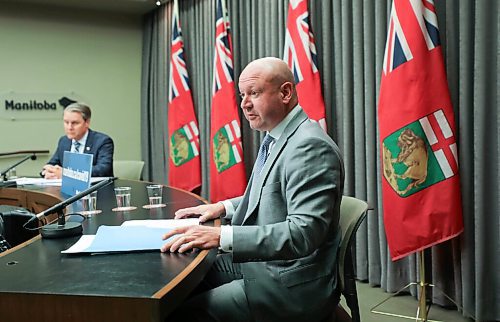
[146,184,164,208]
[114,187,131,209]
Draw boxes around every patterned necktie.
[254,134,274,179]
[73,141,81,153]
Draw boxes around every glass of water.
[81,191,99,217]
[146,184,164,208]
[114,187,131,209]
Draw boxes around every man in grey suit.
[163,57,344,322]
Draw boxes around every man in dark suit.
[162,57,345,322]
[42,102,114,178]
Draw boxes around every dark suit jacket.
[226,108,345,321]
[47,129,114,177]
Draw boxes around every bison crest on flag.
[213,121,242,173]
[383,108,459,197]
[170,122,200,167]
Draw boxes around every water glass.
[81,191,98,216]
[114,187,131,209]
[7,168,17,180]
[146,184,163,206]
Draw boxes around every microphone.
[33,177,116,239]
[1,153,37,181]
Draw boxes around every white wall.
[0,3,143,177]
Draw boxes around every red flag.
[167,0,201,192]
[378,0,463,260]
[210,0,246,202]
[284,0,327,130]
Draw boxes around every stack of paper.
[16,176,110,187]
[122,218,200,228]
[61,218,200,254]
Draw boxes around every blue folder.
[84,225,173,253]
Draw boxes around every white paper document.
[15,176,110,186]
[121,218,200,228]
[15,177,62,186]
[61,235,96,254]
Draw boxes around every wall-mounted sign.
[0,92,82,120]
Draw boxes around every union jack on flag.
[283,0,327,130]
[212,0,235,94]
[411,0,440,50]
[283,0,319,83]
[169,0,190,102]
[383,0,440,75]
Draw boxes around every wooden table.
[0,179,218,322]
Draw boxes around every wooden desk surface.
[0,179,218,322]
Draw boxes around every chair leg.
[344,251,361,322]
[321,304,352,322]
[335,304,353,322]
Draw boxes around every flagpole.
[417,250,429,321]
[370,251,430,321]
[370,250,470,321]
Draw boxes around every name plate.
[61,151,93,196]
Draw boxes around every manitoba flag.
[378,0,463,260]
[283,0,327,130]
[167,0,201,192]
[210,0,246,202]
[213,120,243,173]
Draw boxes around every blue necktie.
[254,134,274,179]
[73,141,81,153]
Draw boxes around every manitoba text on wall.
[0,92,82,120]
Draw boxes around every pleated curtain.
[141,1,499,321]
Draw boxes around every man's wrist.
[215,201,226,214]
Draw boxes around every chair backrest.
[337,196,369,322]
[113,160,145,181]
[0,206,38,248]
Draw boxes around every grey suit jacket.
[226,108,345,322]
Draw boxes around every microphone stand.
[32,177,116,239]
[1,154,37,181]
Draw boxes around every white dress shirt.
[72,131,89,154]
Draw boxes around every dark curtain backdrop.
[141,1,499,321]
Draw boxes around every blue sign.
[61,151,93,196]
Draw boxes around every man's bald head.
[241,57,295,88]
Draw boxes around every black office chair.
[0,205,38,248]
[0,214,10,253]
[324,196,369,322]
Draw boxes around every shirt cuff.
[219,225,233,252]
[220,200,235,218]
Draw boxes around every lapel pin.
[86,147,90,151]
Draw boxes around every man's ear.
[280,82,293,103]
